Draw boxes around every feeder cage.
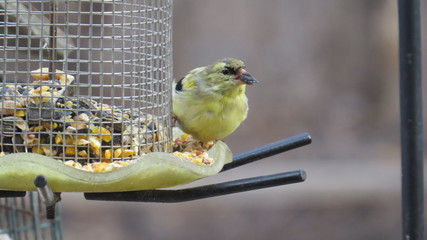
[0,0,244,197]
[0,0,309,224]
[0,192,62,240]
[0,0,173,164]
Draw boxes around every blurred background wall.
[61,1,427,239]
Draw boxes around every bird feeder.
[0,0,309,209]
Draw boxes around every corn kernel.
[104,149,112,159]
[89,125,112,142]
[181,134,190,141]
[43,122,58,130]
[122,149,134,158]
[55,134,62,144]
[31,68,49,80]
[63,160,76,167]
[65,147,76,155]
[120,161,131,167]
[90,146,100,156]
[30,126,44,132]
[78,150,88,157]
[192,157,203,165]
[15,110,26,117]
[114,148,122,158]
[70,122,87,130]
[93,163,110,173]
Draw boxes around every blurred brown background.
[61,1,427,239]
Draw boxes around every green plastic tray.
[0,139,232,193]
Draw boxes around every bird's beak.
[236,69,259,85]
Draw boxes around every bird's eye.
[222,67,235,75]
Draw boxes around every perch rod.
[84,170,306,202]
[222,133,311,172]
[85,133,311,202]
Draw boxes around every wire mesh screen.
[0,193,62,240]
[0,1,173,164]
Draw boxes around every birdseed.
[0,69,213,172]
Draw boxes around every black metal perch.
[85,171,305,203]
[84,133,311,202]
[222,133,311,172]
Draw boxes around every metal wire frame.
[0,0,173,163]
[0,192,62,240]
[397,0,424,239]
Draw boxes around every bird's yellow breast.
[173,92,248,141]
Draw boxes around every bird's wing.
[174,67,205,93]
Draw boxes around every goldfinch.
[173,58,259,142]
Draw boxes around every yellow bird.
[173,58,259,141]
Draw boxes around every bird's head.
[203,58,259,97]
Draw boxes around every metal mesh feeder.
[0,0,309,207]
[0,192,62,240]
[0,0,238,194]
[1,0,173,161]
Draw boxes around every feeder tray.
[0,1,311,223]
[0,133,310,198]
[0,129,231,193]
